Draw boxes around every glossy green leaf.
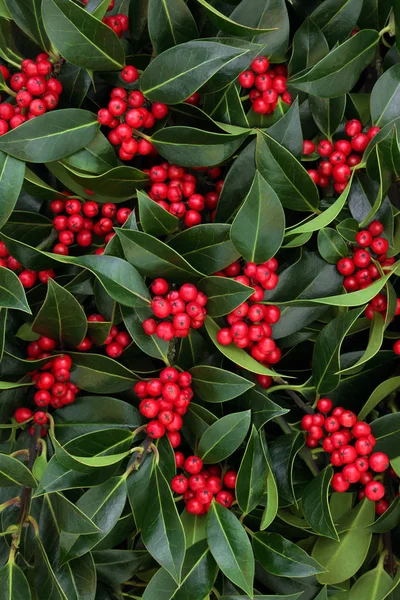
[207,501,254,597]
[312,499,375,585]
[310,0,363,46]
[253,532,326,577]
[349,562,393,600]
[269,432,304,506]
[236,425,267,515]
[0,151,25,230]
[0,453,37,486]
[268,98,303,159]
[141,465,185,583]
[312,306,364,393]
[169,224,240,275]
[59,164,149,199]
[42,0,125,70]
[59,476,127,564]
[69,352,136,393]
[176,329,206,371]
[0,561,31,600]
[35,536,68,600]
[339,309,388,376]
[371,63,400,127]
[47,492,100,534]
[148,0,198,54]
[288,18,329,76]
[32,279,87,347]
[138,190,179,236]
[358,376,400,420]
[231,171,285,262]
[151,127,249,168]
[127,451,155,530]
[309,95,347,138]
[197,276,253,317]
[0,269,30,313]
[54,553,96,600]
[242,388,289,430]
[205,316,280,376]
[366,124,400,197]
[256,131,319,212]
[5,0,49,49]
[0,232,58,271]
[368,497,400,533]
[121,305,170,363]
[93,549,152,586]
[190,365,254,402]
[141,40,247,103]
[117,228,203,281]
[0,109,99,162]
[58,63,92,109]
[181,403,218,447]
[61,131,118,175]
[197,0,274,36]
[260,434,279,529]
[317,227,348,263]
[289,30,380,97]
[198,410,251,463]
[302,466,338,540]
[371,413,400,458]
[1,211,53,245]
[359,0,392,30]
[142,540,217,600]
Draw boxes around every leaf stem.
[273,377,313,413]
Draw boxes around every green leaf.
[47,492,100,534]
[148,0,198,54]
[151,127,248,168]
[368,496,400,533]
[0,109,99,163]
[61,131,118,175]
[288,18,329,76]
[127,451,155,530]
[197,276,253,317]
[269,432,304,506]
[58,63,92,109]
[58,164,149,200]
[176,329,206,371]
[231,171,285,262]
[312,499,375,585]
[121,305,170,363]
[236,425,267,515]
[365,124,400,197]
[0,269,30,313]
[371,413,400,458]
[253,532,326,577]
[197,0,275,36]
[142,540,217,600]
[69,352,136,393]
[169,224,240,275]
[309,95,347,138]
[142,465,185,583]
[59,476,127,564]
[260,434,279,529]
[268,98,303,159]
[0,232,58,271]
[198,410,251,463]
[317,227,348,263]
[302,466,338,540]
[220,596,302,600]
[205,316,279,376]
[141,40,247,104]
[339,309,388,376]
[359,0,392,30]
[207,501,254,596]
[242,388,289,430]
[117,228,203,281]
[35,536,68,600]
[349,562,393,600]
[371,63,400,127]
[358,376,400,420]
[312,306,365,394]
[0,151,25,230]
[228,0,289,61]
[182,403,218,447]
[310,0,363,46]
[181,511,207,548]
[2,211,53,245]
[54,396,140,444]
[138,190,179,236]
[0,561,31,600]
[190,365,254,402]
[32,279,87,347]
[48,254,151,308]
[55,553,96,600]
[93,549,153,586]
[5,0,49,49]
[289,30,380,97]
[256,131,319,212]
[42,0,125,70]
[214,139,255,223]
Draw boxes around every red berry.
[184,456,203,475]
[368,220,384,236]
[175,451,184,468]
[317,398,332,413]
[355,230,373,248]
[215,490,234,507]
[353,249,371,268]
[345,119,362,137]
[371,237,389,255]
[342,464,360,483]
[351,133,369,152]
[147,420,165,438]
[186,498,203,514]
[14,407,33,423]
[317,140,334,157]
[238,70,255,88]
[365,481,385,501]
[337,257,355,276]
[369,452,389,473]
[355,437,373,455]
[207,476,223,494]
[339,410,357,428]
[251,56,269,73]
[171,475,188,494]
[331,472,350,492]
[223,470,237,489]
[33,411,48,425]
[352,421,371,438]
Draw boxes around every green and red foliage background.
[0,0,400,598]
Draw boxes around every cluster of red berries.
[97,68,169,161]
[303,120,380,193]
[171,454,237,515]
[13,342,79,435]
[134,366,193,443]
[301,398,393,514]
[142,280,208,341]
[238,57,292,115]
[0,240,55,288]
[82,0,128,37]
[145,162,223,227]
[76,314,131,358]
[215,260,281,379]
[49,194,132,256]
[0,54,63,135]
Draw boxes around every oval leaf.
[190,365,254,402]
[197,410,251,463]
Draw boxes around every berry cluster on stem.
[238,57,292,114]
[0,240,54,288]
[77,313,131,358]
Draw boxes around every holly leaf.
[0,151,25,230]
[236,425,267,515]
[148,0,198,54]
[197,276,253,317]
[197,410,251,463]
[310,0,363,46]
[190,365,254,402]
[302,466,338,540]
